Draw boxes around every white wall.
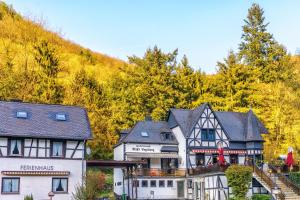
[0,157,84,200]
[114,144,124,196]
[130,178,186,199]
[172,126,186,169]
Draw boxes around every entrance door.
[177,181,185,198]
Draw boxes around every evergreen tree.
[32,40,64,103]
[217,51,258,111]
[239,3,293,83]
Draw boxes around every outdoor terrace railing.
[270,164,300,173]
[269,164,300,196]
[133,168,186,177]
[189,164,229,175]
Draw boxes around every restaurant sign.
[127,144,159,153]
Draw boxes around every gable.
[187,104,229,148]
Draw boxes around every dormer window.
[161,132,173,141]
[16,111,28,119]
[56,113,66,121]
[141,132,149,137]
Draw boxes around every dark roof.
[161,146,179,152]
[0,101,92,140]
[215,110,268,141]
[119,121,178,145]
[170,103,267,142]
[170,103,207,137]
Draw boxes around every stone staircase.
[274,176,300,200]
[253,164,300,200]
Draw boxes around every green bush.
[289,172,300,187]
[24,194,33,200]
[252,194,271,200]
[72,170,106,200]
[225,165,252,200]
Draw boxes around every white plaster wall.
[172,126,186,169]
[114,144,124,196]
[151,158,161,168]
[0,157,84,200]
[239,156,246,165]
[130,178,186,199]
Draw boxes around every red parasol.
[286,151,294,168]
[218,148,225,166]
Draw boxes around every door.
[177,180,185,198]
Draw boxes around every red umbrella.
[286,151,294,168]
[218,148,225,166]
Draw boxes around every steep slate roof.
[170,103,207,137]
[215,110,268,141]
[119,121,178,145]
[0,101,92,140]
[170,103,267,142]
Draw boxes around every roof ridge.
[0,100,85,109]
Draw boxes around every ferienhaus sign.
[20,165,54,171]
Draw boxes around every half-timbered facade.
[114,103,268,200]
[0,101,91,200]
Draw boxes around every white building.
[114,103,269,200]
[0,101,92,200]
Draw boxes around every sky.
[4,0,300,73]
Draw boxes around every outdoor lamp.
[48,191,55,200]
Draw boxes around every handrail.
[253,164,285,200]
[269,164,300,195]
[190,164,229,175]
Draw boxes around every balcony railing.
[189,164,230,175]
[133,168,186,177]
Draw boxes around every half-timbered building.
[114,103,269,199]
[0,101,91,200]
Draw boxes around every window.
[141,132,149,137]
[159,180,165,187]
[52,178,68,193]
[196,153,205,166]
[51,141,64,157]
[16,111,27,119]
[141,180,148,187]
[212,154,218,164]
[141,158,151,168]
[167,180,173,187]
[56,113,66,121]
[161,158,178,169]
[2,178,19,194]
[187,179,193,188]
[117,182,122,186]
[201,129,215,141]
[161,132,173,141]
[133,180,139,187]
[230,154,239,164]
[9,139,22,156]
[150,180,156,187]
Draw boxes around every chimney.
[145,115,152,121]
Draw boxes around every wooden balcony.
[133,168,186,177]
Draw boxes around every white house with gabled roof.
[0,101,92,200]
[114,103,270,200]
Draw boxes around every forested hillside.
[1,2,300,161]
